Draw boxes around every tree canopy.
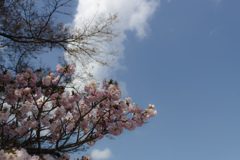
[0,1,157,159]
[0,0,118,74]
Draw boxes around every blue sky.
[41,0,240,159]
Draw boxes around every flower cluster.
[0,148,89,160]
[0,65,157,160]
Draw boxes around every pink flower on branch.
[0,65,156,160]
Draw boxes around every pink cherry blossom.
[56,64,64,73]
[0,65,156,160]
[42,76,52,86]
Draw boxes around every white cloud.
[91,148,113,159]
[75,0,159,39]
[68,0,159,91]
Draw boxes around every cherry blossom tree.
[0,65,157,160]
[0,1,157,159]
